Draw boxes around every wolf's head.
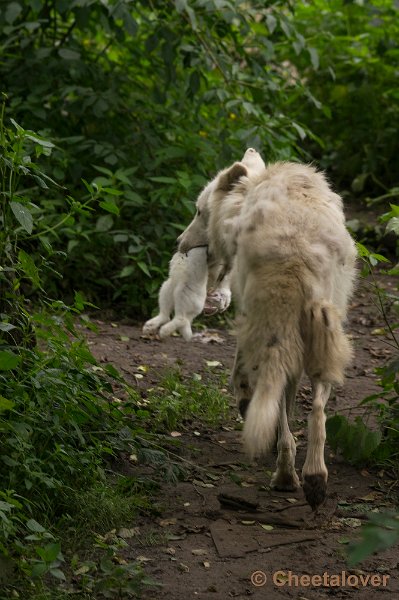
[178,149,265,253]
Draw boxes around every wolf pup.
[142,246,208,341]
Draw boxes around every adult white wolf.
[178,151,357,510]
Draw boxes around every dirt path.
[84,278,398,599]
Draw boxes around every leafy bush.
[0,111,160,596]
[0,0,331,313]
[291,0,399,198]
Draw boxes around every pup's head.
[178,148,265,253]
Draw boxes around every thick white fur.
[142,247,208,341]
[178,154,357,508]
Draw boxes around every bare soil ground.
[84,277,399,600]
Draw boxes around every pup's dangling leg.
[142,279,174,335]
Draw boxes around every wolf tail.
[241,299,352,460]
[243,367,286,459]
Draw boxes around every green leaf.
[149,176,177,184]
[266,14,277,34]
[0,323,16,332]
[308,47,319,69]
[137,261,151,277]
[96,215,114,232]
[58,48,80,60]
[102,187,123,196]
[50,568,66,581]
[10,201,33,234]
[0,396,15,413]
[27,519,46,533]
[5,2,22,24]
[31,562,48,578]
[119,265,135,278]
[18,249,40,287]
[0,351,20,371]
[292,122,306,140]
[36,542,61,564]
[104,364,121,379]
[99,200,120,215]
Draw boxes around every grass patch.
[139,368,231,431]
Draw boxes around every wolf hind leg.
[302,380,330,511]
[271,378,300,491]
[231,347,253,419]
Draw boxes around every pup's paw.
[142,316,164,335]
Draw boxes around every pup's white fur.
[178,152,357,509]
[142,247,208,341]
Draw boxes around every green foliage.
[348,512,399,566]
[141,369,230,431]
[0,111,164,597]
[326,414,382,465]
[0,0,332,313]
[291,0,399,198]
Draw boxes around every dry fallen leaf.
[359,492,382,502]
[136,555,152,563]
[339,517,362,528]
[170,431,182,438]
[260,524,274,531]
[203,561,211,569]
[74,565,91,576]
[159,518,177,527]
[205,360,222,368]
[117,527,140,539]
[191,549,207,556]
[179,563,190,573]
[193,479,215,488]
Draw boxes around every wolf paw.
[302,474,327,511]
[270,470,300,492]
[203,289,232,315]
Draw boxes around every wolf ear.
[216,162,248,192]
